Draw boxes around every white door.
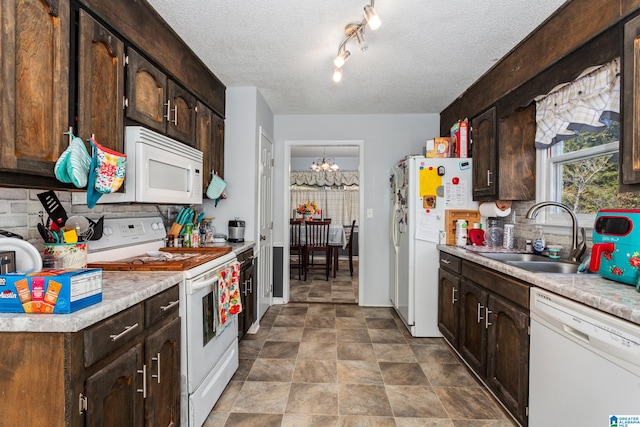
[257,127,273,320]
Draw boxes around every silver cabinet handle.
[247,277,252,293]
[137,365,147,398]
[487,170,493,187]
[160,300,179,312]
[109,323,139,342]
[442,259,451,264]
[477,303,485,323]
[242,280,248,296]
[151,353,161,384]
[451,288,458,304]
[485,308,493,328]
[165,100,177,124]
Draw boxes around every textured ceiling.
[146,0,566,115]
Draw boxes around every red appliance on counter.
[589,209,640,286]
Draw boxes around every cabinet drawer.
[440,253,461,274]
[461,261,530,309]
[84,304,144,367]
[145,285,180,328]
[239,248,254,270]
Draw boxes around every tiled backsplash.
[0,188,178,252]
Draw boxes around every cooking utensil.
[37,223,48,241]
[37,191,68,227]
[65,215,90,235]
[169,208,187,237]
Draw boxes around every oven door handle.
[191,276,219,291]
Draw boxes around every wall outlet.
[367,209,374,218]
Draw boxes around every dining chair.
[289,219,304,280]
[303,220,331,281]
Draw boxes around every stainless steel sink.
[505,260,581,274]
[479,253,550,262]
[478,252,590,274]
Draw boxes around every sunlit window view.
[550,122,640,213]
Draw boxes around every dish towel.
[86,138,126,208]
[216,262,242,334]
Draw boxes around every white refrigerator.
[390,156,476,337]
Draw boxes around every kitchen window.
[533,58,640,228]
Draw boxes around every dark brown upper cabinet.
[126,48,196,147]
[0,0,70,180]
[77,9,125,153]
[496,104,536,201]
[197,101,225,191]
[471,107,497,200]
[623,13,640,186]
[471,105,536,201]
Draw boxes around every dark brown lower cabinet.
[85,343,145,427]
[438,253,530,426]
[238,248,255,340]
[0,285,180,427]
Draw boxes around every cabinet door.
[459,279,488,376]
[126,48,167,133]
[145,317,180,427]
[623,14,640,185]
[486,294,529,426]
[77,9,125,152]
[471,107,497,200]
[197,100,214,190]
[85,343,145,427]
[437,269,460,347]
[212,113,225,179]
[166,80,196,146]
[0,0,69,176]
[498,104,536,200]
[243,256,255,336]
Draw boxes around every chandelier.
[332,0,381,83]
[310,150,340,171]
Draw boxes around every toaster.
[589,209,640,286]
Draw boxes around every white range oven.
[87,216,239,427]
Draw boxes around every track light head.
[332,68,343,83]
[364,4,381,30]
[333,50,350,68]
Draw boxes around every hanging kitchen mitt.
[54,132,91,187]
[86,137,126,209]
[206,173,227,199]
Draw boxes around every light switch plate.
[367,209,373,218]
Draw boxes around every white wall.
[274,114,440,306]
[203,87,274,241]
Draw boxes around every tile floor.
[204,302,517,426]
[290,258,359,304]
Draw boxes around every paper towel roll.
[479,202,512,218]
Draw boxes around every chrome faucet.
[525,201,586,263]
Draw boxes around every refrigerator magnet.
[423,196,436,209]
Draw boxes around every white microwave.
[73,126,203,205]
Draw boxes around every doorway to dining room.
[284,140,364,304]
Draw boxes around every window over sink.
[535,58,640,228]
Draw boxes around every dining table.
[299,224,347,278]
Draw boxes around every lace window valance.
[290,170,359,187]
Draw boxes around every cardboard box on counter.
[450,120,469,158]
[0,268,102,313]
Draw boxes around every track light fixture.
[332,0,381,83]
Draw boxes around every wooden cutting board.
[444,209,481,245]
[88,252,224,271]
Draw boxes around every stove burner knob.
[103,226,113,236]
[151,222,160,231]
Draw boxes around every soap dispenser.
[532,225,545,255]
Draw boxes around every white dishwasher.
[529,288,640,427]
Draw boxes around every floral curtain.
[535,58,620,149]
[290,170,359,187]
[291,188,358,227]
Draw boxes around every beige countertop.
[0,243,255,333]
[439,245,640,326]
